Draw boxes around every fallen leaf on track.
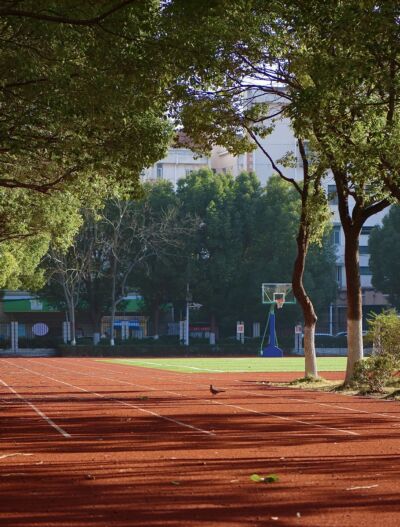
[250,473,279,483]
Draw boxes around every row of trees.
[1,2,399,384]
[42,171,337,343]
[159,0,400,383]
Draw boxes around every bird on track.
[210,384,225,395]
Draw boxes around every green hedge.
[58,342,262,357]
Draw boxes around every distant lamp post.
[185,283,192,346]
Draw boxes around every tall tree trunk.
[292,222,318,378]
[332,168,365,385]
[343,225,363,385]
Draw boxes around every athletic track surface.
[0,358,399,527]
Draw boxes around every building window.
[336,265,343,286]
[328,184,338,205]
[361,226,374,235]
[185,169,194,176]
[156,163,163,179]
[359,246,369,255]
[331,224,341,245]
[360,266,372,275]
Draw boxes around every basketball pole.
[259,307,271,354]
[269,304,277,348]
[260,302,283,357]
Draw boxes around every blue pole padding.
[261,305,283,357]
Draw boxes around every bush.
[18,336,62,348]
[352,354,396,393]
[367,309,400,359]
[352,310,400,393]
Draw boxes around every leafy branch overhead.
[0,0,172,193]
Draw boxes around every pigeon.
[210,384,225,395]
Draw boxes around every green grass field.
[98,357,347,373]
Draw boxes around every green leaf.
[250,473,279,483]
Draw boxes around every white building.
[210,146,249,176]
[141,140,210,189]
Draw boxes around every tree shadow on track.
[0,452,399,527]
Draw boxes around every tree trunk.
[343,226,363,384]
[87,281,102,337]
[210,314,217,337]
[110,253,118,346]
[70,306,76,346]
[110,301,117,346]
[332,168,365,385]
[153,305,160,338]
[63,283,76,346]
[292,223,318,378]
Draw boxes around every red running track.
[1,357,400,527]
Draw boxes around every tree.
[162,0,400,381]
[162,1,335,376]
[133,181,191,336]
[175,170,336,341]
[45,247,89,346]
[41,182,197,343]
[176,169,240,336]
[0,187,82,290]
[369,206,400,309]
[237,175,336,339]
[102,192,194,344]
[281,1,398,382]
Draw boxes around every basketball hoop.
[275,298,285,309]
[273,292,286,309]
[262,283,295,306]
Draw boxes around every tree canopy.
[1,0,171,193]
[174,170,336,336]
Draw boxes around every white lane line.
[237,388,400,421]
[44,359,359,437]
[209,399,359,436]
[0,378,71,439]
[3,361,215,437]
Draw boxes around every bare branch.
[245,125,302,194]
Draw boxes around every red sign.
[189,325,211,332]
